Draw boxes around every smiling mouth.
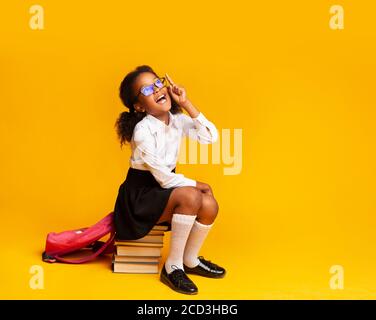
[155,94,167,104]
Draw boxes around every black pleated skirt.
[113,167,176,240]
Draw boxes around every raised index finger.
[165,73,175,86]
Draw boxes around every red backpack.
[42,212,116,264]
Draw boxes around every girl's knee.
[198,194,219,222]
[204,194,219,212]
[175,186,203,211]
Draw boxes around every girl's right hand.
[196,181,213,196]
[165,73,189,108]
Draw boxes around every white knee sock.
[165,213,197,274]
[183,220,214,268]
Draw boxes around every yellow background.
[1,0,375,299]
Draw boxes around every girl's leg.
[196,193,219,225]
[183,192,219,268]
[157,188,218,224]
[157,186,202,223]
[158,187,203,274]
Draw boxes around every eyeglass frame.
[134,77,168,101]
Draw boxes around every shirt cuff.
[184,177,197,187]
[193,112,209,124]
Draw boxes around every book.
[115,234,164,245]
[152,224,169,231]
[116,245,162,257]
[147,230,165,235]
[115,241,163,248]
[113,255,160,263]
[113,262,159,274]
[112,224,168,273]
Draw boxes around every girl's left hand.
[165,73,188,108]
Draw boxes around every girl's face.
[132,72,171,117]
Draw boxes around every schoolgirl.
[114,65,226,295]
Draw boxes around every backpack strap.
[52,231,116,264]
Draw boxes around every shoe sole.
[160,273,198,295]
[185,271,226,279]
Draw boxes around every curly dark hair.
[115,65,182,148]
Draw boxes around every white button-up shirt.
[130,111,218,188]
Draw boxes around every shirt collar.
[145,111,178,134]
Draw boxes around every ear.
[133,102,145,113]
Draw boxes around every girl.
[114,65,225,295]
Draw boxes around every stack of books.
[112,224,169,274]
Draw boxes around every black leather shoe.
[184,256,226,278]
[160,264,198,295]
